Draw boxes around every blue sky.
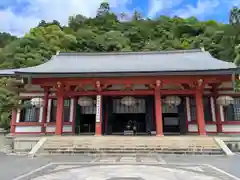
[0,0,239,36]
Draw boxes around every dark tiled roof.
[0,68,27,76]
[0,49,238,77]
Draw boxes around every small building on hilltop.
[1,49,240,136]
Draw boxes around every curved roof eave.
[0,49,239,77]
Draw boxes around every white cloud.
[0,0,130,36]
[147,0,183,18]
[174,0,220,18]
[232,0,240,6]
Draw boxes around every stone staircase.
[34,136,225,155]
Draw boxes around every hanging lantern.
[121,96,137,106]
[30,97,44,107]
[217,96,234,106]
[78,96,93,107]
[164,96,181,107]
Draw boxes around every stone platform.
[9,154,240,180]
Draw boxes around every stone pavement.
[1,153,240,180]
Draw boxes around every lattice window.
[81,105,96,114]
[162,103,178,113]
[20,100,40,122]
[224,98,240,121]
[190,96,212,122]
[50,99,71,122]
[113,98,146,114]
[190,97,197,121]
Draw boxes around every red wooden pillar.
[72,98,77,135]
[55,87,64,135]
[41,87,49,134]
[212,87,222,133]
[214,98,222,133]
[195,90,206,135]
[10,110,17,134]
[154,90,163,136]
[95,95,102,136]
[214,97,222,133]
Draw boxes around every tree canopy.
[0,4,239,67]
[0,3,239,129]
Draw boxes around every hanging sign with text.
[95,95,101,123]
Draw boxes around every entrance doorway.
[112,113,146,134]
[162,113,180,134]
[75,104,96,135]
[162,103,180,134]
[109,97,147,135]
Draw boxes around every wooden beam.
[32,75,232,87]
[64,89,195,96]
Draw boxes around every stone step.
[45,143,218,146]
[38,136,224,155]
[44,148,223,155]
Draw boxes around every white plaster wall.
[63,125,73,132]
[38,107,43,122]
[186,97,191,122]
[222,125,240,132]
[210,97,216,122]
[69,98,75,122]
[188,124,217,132]
[15,126,42,133]
[220,105,225,122]
[47,99,52,122]
[46,125,72,133]
[188,124,198,132]
[205,124,217,132]
[46,126,56,133]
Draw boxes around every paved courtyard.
[1,153,240,180]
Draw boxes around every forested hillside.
[0,3,239,129]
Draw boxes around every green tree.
[97,2,110,17]
[234,44,240,65]
[0,78,23,130]
[0,33,17,48]
[230,7,240,25]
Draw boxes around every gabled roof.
[0,49,238,77]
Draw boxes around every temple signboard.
[96,95,101,123]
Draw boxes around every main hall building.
[1,49,240,136]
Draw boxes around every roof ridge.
[58,49,202,56]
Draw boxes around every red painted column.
[10,110,17,134]
[55,92,64,135]
[104,104,108,135]
[212,88,222,133]
[41,88,49,134]
[154,90,163,136]
[71,98,77,135]
[195,90,206,135]
[95,95,102,136]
